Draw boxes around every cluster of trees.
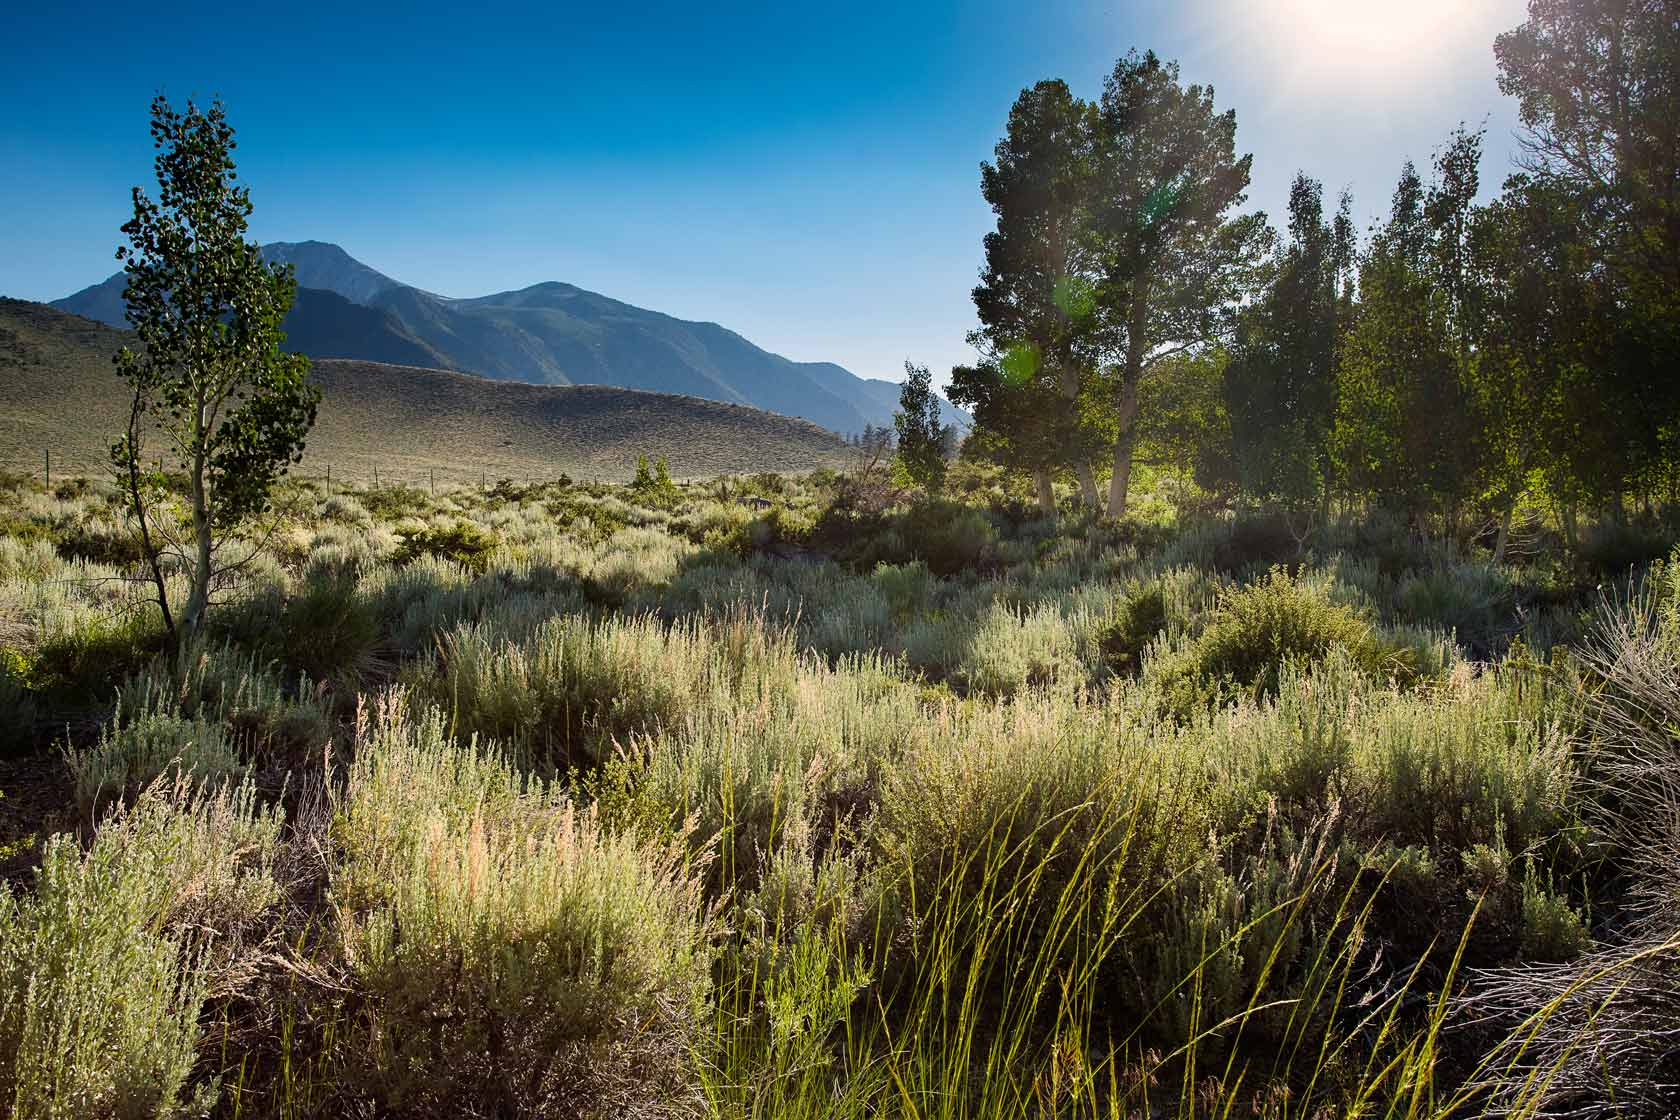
[951,0,1679,551]
[845,424,898,452]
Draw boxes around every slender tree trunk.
[1106,369,1141,517]
[182,396,213,639]
[1054,361,1102,511]
[122,404,175,641]
[1033,467,1056,517]
[1493,495,1517,567]
[183,465,212,639]
[1073,462,1101,511]
[1107,296,1147,518]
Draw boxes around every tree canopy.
[956,6,1679,537]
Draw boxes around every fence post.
[44,449,49,489]
[374,466,380,489]
[430,468,435,496]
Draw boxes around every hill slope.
[0,299,848,483]
[54,241,968,436]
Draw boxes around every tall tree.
[1496,0,1680,508]
[1496,0,1680,296]
[972,80,1107,509]
[1089,50,1267,517]
[1224,174,1354,515]
[1133,346,1239,498]
[894,362,948,493]
[1335,147,1483,529]
[947,360,1060,513]
[112,95,319,642]
[1467,175,1592,560]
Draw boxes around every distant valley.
[53,241,967,438]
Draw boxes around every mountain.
[52,241,967,437]
[262,240,404,305]
[278,288,452,369]
[50,275,453,372]
[0,298,848,482]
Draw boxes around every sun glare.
[1287,0,1462,52]
[1246,0,1491,92]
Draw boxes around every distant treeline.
[951,0,1679,559]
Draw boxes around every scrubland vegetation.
[1,462,1677,1117]
[3,1,1674,1113]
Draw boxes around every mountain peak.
[260,241,401,306]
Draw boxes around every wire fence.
[14,450,621,495]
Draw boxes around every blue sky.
[1,0,1527,387]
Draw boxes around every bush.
[1151,568,1421,715]
[54,518,144,568]
[359,484,429,521]
[629,453,682,510]
[1395,564,1516,655]
[1579,516,1677,575]
[895,500,997,576]
[1098,583,1168,677]
[330,698,711,1115]
[394,520,499,573]
[1212,511,1302,573]
[0,778,281,1119]
[0,650,40,753]
[424,609,802,769]
[274,567,383,683]
[116,641,332,762]
[27,610,164,707]
[66,700,247,819]
[1519,866,1590,962]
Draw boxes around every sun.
[1235,0,1508,94]
[1277,0,1466,57]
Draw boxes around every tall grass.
[0,777,282,1119]
[0,472,1669,1117]
[325,695,713,1116]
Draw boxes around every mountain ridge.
[0,297,848,482]
[52,242,967,437]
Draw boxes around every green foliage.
[894,499,998,575]
[0,463,1660,1114]
[1224,174,1352,508]
[629,453,682,509]
[66,699,247,819]
[109,96,320,639]
[1519,865,1590,962]
[1151,568,1420,713]
[358,484,429,521]
[1578,517,1678,576]
[1097,582,1167,677]
[1494,0,1680,502]
[968,53,1267,518]
[0,778,281,1119]
[1334,151,1483,521]
[394,519,500,573]
[893,362,948,493]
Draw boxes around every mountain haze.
[53,241,967,437]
